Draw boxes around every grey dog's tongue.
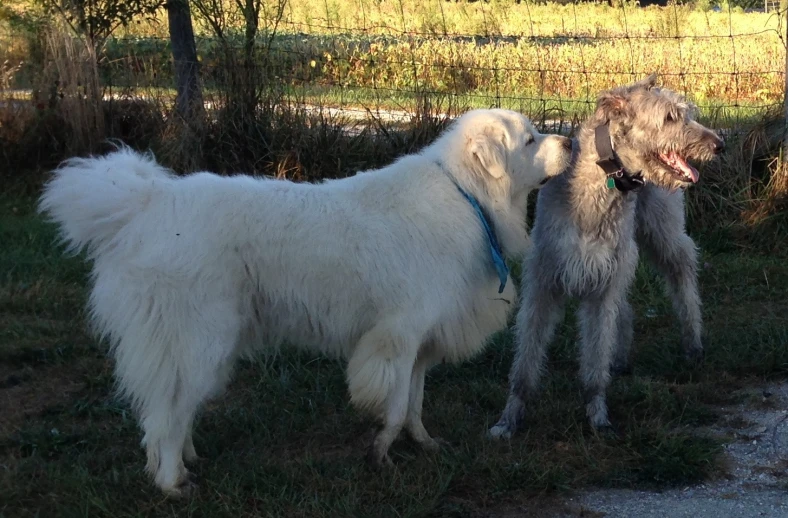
[660,151,699,183]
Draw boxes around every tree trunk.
[167,0,203,122]
[242,0,259,115]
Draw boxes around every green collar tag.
[606,176,616,190]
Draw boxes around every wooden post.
[167,0,203,123]
[784,3,788,160]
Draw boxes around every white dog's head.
[429,108,572,258]
[448,108,572,198]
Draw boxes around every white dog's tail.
[39,147,173,257]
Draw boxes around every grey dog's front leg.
[612,298,634,375]
[578,294,620,430]
[489,285,564,439]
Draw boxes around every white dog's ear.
[468,126,508,179]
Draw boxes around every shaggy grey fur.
[489,75,724,438]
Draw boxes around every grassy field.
[1,184,787,516]
[1,1,785,121]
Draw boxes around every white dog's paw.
[487,422,514,440]
[366,448,395,470]
[183,452,205,464]
[162,479,198,499]
[420,436,451,453]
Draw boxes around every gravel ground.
[552,382,788,517]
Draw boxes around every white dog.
[39,109,571,496]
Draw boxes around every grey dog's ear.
[632,73,658,90]
[596,74,657,122]
[596,90,630,122]
[468,125,507,179]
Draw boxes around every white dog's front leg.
[367,350,418,468]
[182,427,201,463]
[405,352,442,452]
[347,322,422,468]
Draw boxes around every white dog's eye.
[524,137,534,146]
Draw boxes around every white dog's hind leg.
[143,398,196,497]
[180,350,239,465]
[130,306,242,497]
[143,352,237,496]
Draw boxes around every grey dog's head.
[592,74,724,191]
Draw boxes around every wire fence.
[1,1,787,135]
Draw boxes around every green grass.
[4,80,769,131]
[277,83,775,128]
[1,190,787,517]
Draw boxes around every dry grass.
[97,0,786,111]
[260,31,782,107]
[43,32,105,152]
[102,0,784,39]
[2,2,785,110]
[135,0,784,107]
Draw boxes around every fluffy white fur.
[38,108,572,496]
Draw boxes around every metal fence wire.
[1,1,787,135]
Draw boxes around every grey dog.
[489,75,724,438]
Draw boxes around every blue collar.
[438,162,509,294]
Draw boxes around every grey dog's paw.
[487,421,515,440]
[591,417,621,439]
[611,357,634,377]
[684,344,705,366]
[593,423,620,440]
